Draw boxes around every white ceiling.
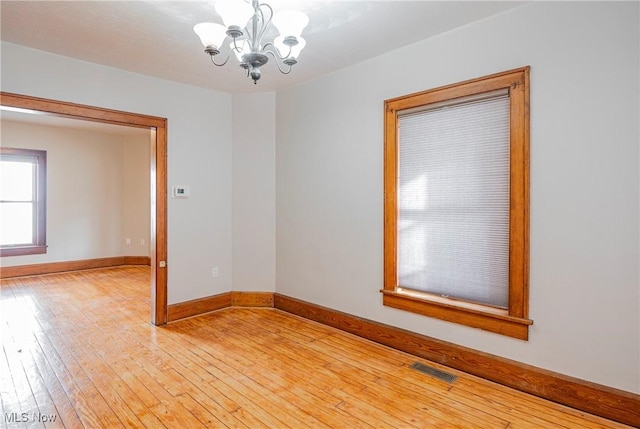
[0,0,526,95]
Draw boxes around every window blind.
[397,93,510,308]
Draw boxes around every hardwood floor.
[0,267,631,428]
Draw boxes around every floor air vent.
[410,362,458,384]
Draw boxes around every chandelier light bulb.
[272,9,309,38]
[193,22,228,51]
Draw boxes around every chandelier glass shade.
[194,0,309,84]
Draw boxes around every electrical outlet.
[212,267,219,278]
[139,239,145,246]
[125,238,131,245]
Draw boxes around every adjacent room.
[1,1,638,427]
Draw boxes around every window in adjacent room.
[383,67,531,340]
[0,147,47,256]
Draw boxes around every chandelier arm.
[210,51,232,67]
[262,42,292,61]
[265,51,293,75]
[231,37,244,54]
[256,3,274,45]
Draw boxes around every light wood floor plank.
[192,311,480,428]
[228,310,472,427]
[178,313,400,426]
[1,345,28,429]
[181,316,378,429]
[172,313,422,426]
[170,320,362,427]
[0,267,632,429]
[36,323,126,429]
[33,292,145,428]
[1,284,48,429]
[6,291,83,429]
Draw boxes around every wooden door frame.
[0,92,168,325]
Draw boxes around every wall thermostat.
[171,185,190,198]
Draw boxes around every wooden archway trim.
[0,92,168,325]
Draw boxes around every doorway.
[0,91,168,325]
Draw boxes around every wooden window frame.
[0,147,47,257]
[383,67,532,340]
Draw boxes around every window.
[0,147,47,257]
[383,67,531,340]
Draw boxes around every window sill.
[0,245,47,257]
[381,289,532,340]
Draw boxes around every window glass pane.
[0,202,33,245]
[397,95,510,308]
[0,160,34,201]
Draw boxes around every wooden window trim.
[383,67,531,340]
[0,147,47,257]
[0,245,47,257]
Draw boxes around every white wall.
[122,134,151,257]
[276,1,639,394]
[232,93,276,291]
[1,42,234,304]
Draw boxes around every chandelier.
[194,0,309,84]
